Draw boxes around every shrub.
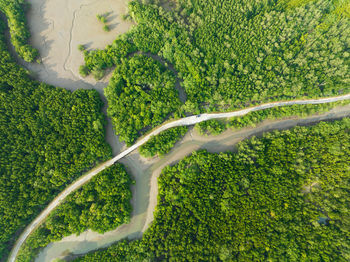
[103,25,110,32]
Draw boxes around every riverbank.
[35,104,350,262]
[20,0,133,155]
[23,0,132,89]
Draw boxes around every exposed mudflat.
[20,0,134,155]
[6,2,350,261]
[35,104,350,262]
[25,0,133,90]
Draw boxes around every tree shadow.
[109,22,120,31]
[106,13,118,23]
[81,41,94,50]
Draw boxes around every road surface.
[8,93,350,262]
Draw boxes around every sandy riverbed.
[25,0,133,90]
[10,1,350,260]
[35,104,350,262]
[19,0,134,156]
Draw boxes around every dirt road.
[8,94,350,262]
[36,103,350,262]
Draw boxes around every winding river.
[8,95,350,262]
[2,3,350,260]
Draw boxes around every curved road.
[8,93,350,262]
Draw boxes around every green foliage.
[287,0,350,18]
[122,13,130,21]
[97,13,111,32]
[334,0,350,18]
[75,118,350,261]
[79,38,137,79]
[0,0,38,61]
[227,100,350,130]
[139,126,188,157]
[96,13,107,24]
[91,67,105,80]
[49,164,133,234]
[103,24,110,32]
[74,240,153,262]
[287,0,315,8]
[196,100,350,136]
[93,0,349,113]
[105,54,182,145]
[195,119,226,136]
[16,164,133,262]
[78,44,85,51]
[78,0,350,140]
[0,20,111,259]
[79,65,89,77]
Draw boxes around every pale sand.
[20,0,134,156]
[5,1,348,261]
[35,104,350,262]
[142,104,350,232]
[10,2,350,260]
[25,0,133,89]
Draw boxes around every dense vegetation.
[227,100,350,129]
[139,126,188,158]
[195,119,226,136]
[0,20,111,259]
[81,0,349,114]
[75,118,350,261]
[196,100,350,135]
[76,0,350,144]
[74,239,151,261]
[16,164,133,262]
[0,0,349,260]
[105,54,182,145]
[0,0,38,61]
[79,38,136,80]
[97,13,110,32]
